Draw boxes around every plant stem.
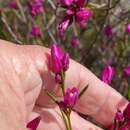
[67,114,72,130]
[61,71,65,96]
[61,110,69,130]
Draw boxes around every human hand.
[0,40,128,130]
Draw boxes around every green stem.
[67,114,72,130]
[61,71,65,96]
[61,110,69,130]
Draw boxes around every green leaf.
[79,85,89,98]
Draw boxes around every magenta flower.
[123,102,130,120]
[9,1,18,9]
[124,66,130,77]
[101,65,115,85]
[31,25,42,38]
[126,24,130,33]
[58,0,92,35]
[104,25,113,37]
[58,16,73,37]
[64,87,79,107]
[71,37,80,47]
[75,8,93,28]
[28,0,44,16]
[59,0,74,6]
[50,44,69,74]
[27,116,41,130]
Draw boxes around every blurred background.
[0,0,130,97]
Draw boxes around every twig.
[1,15,22,44]
[43,12,57,43]
[16,0,26,23]
[48,0,56,10]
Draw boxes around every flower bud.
[124,66,130,77]
[51,44,63,74]
[104,25,113,37]
[9,1,18,9]
[101,65,115,85]
[31,25,42,38]
[58,16,72,37]
[62,53,69,71]
[50,44,70,74]
[71,37,80,47]
[126,24,130,33]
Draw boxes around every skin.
[0,39,128,130]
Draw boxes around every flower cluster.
[47,44,81,130]
[58,0,93,37]
[50,44,69,83]
[110,102,130,130]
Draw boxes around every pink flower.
[71,37,80,47]
[101,65,115,85]
[59,0,74,6]
[75,8,92,28]
[126,24,130,33]
[9,1,18,9]
[50,44,69,74]
[104,25,113,37]
[27,116,41,130]
[28,0,44,16]
[64,87,79,107]
[58,0,92,35]
[31,25,42,37]
[58,16,73,38]
[124,66,130,77]
[123,102,130,120]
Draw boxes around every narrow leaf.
[79,85,89,98]
[45,89,57,103]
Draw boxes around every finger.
[0,40,43,120]
[1,40,127,126]
[19,43,128,126]
[29,106,103,130]
[65,60,128,126]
